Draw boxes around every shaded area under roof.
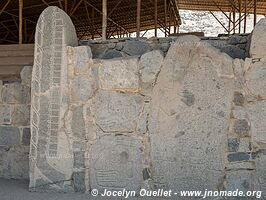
[0,0,265,44]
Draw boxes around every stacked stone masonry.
[0,6,265,199]
[0,66,32,179]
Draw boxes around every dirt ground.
[0,179,162,200]
[0,178,92,200]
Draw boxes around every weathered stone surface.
[71,74,98,102]
[92,91,144,133]
[2,83,30,104]
[0,146,29,179]
[90,136,142,192]
[245,61,266,98]
[11,105,30,126]
[247,101,266,145]
[98,57,139,91]
[20,66,32,86]
[0,126,20,146]
[0,105,11,124]
[22,128,31,146]
[30,6,78,191]
[250,18,266,58]
[122,40,150,56]
[149,36,234,191]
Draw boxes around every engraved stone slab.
[149,36,235,190]
[30,6,78,191]
[92,90,144,133]
[90,136,142,192]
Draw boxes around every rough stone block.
[73,151,85,168]
[0,105,11,124]
[71,73,98,102]
[247,101,266,145]
[250,18,266,58]
[228,138,239,152]
[2,83,30,104]
[233,91,245,106]
[20,66,32,86]
[0,80,3,103]
[238,138,251,152]
[102,49,123,59]
[226,170,253,192]
[246,61,266,98]
[122,40,150,56]
[71,106,86,139]
[139,50,164,94]
[22,128,31,146]
[98,57,139,91]
[0,126,20,146]
[71,46,92,75]
[0,146,29,179]
[233,119,250,137]
[227,152,250,162]
[90,136,142,192]
[92,91,144,133]
[254,154,266,197]
[73,171,85,192]
[228,34,248,45]
[11,105,30,126]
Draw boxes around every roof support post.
[244,0,247,33]
[136,0,141,38]
[154,0,158,37]
[102,0,107,41]
[164,0,167,37]
[233,7,236,34]
[239,0,242,33]
[19,0,23,44]
[254,0,257,27]
[229,11,231,34]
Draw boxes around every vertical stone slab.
[149,36,235,191]
[89,136,142,192]
[250,18,266,59]
[30,6,78,191]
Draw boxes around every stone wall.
[0,66,32,179]
[80,33,250,60]
[0,6,265,198]
[25,6,266,198]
